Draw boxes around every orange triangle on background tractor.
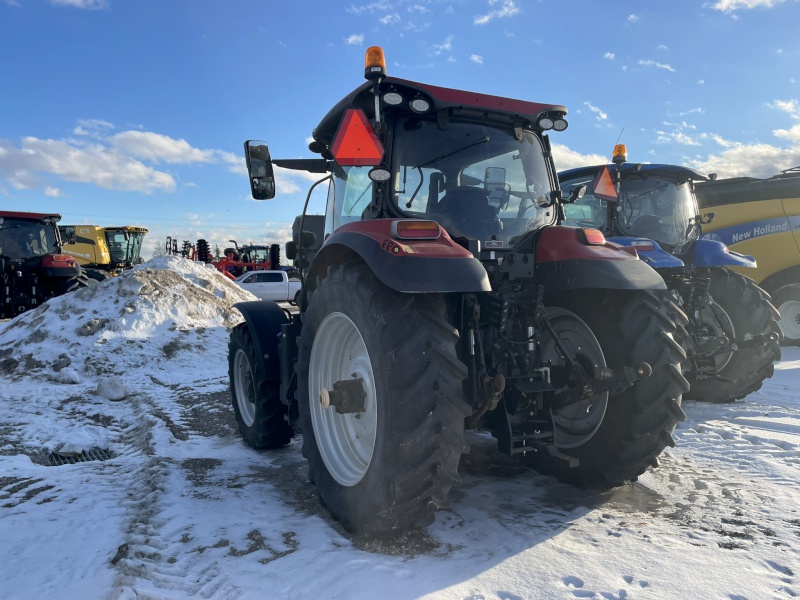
[592,166,618,202]
[330,108,385,167]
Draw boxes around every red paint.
[0,211,61,220]
[536,227,639,263]
[334,219,473,259]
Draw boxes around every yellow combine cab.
[60,224,148,281]
[696,169,800,344]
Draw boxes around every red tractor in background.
[1,211,89,318]
[227,47,690,536]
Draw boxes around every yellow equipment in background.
[60,225,148,281]
[696,169,800,345]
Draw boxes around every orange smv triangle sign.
[592,165,618,202]
[330,108,385,167]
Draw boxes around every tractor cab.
[559,147,711,255]
[246,46,570,257]
[0,213,61,261]
[104,226,148,268]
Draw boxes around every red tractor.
[1,211,89,318]
[228,47,688,535]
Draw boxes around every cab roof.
[0,211,62,221]
[559,163,709,184]
[312,77,567,147]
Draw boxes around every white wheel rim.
[309,312,377,487]
[233,349,256,427]
[777,298,800,340]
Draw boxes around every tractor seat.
[430,187,500,240]
[632,215,665,240]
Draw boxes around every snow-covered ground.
[0,257,798,600]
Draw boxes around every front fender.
[691,238,757,268]
[607,237,685,269]
[232,300,290,381]
[305,219,490,294]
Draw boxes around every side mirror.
[64,227,76,245]
[285,241,297,260]
[567,184,587,204]
[244,140,276,200]
[701,212,716,225]
[299,231,317,248]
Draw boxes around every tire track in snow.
[108,389,242,600]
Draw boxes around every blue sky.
[2,0,799,258]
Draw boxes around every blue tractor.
[558,146,781,404]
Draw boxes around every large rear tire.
[229,323,294,449]
[685,268,782,403]
[296,262,470,536]
[523,290,689,487]
[771,283,800,347]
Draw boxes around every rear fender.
[535,227,666,297]
[304,219,490,294]
[607,236,685,269]
[691,238,757,268]
[233,301,290,382]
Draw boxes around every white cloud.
[711,0,786,13]
[433,35,454,55]
[111,131,217,164]
[677,107,705,117]
[379,13,400,25]
[470,54,484,65]
[0,122,245,195]
[627,14,639,22]
[688,141,800,178]
[408,4,427,13]
[656,131,701,146]
[474,0,519,25]
[771,98,800,117]
[774,124,800,142]
[345,34,364,45]
[698,79,705,84]
[657,44,669,50]
[638,59,676,72]
[50,0,109,8]
[345,1,392,15]
[584,101,608,122]
[603,52,615,60]
[0,136,176,193]
[551,144,608,171]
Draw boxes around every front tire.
[524,290,689,487]
[685,268,782,403]
[229,324,294,449]
[296,262,470,536]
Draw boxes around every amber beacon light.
[364,46,387,80]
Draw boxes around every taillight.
[630,240,655,252]
[580,228,606,245]
[42,254,77,268]
[392,220,441,240]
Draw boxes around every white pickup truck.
[234,270,302,304]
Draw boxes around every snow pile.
[0,256,256,386]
